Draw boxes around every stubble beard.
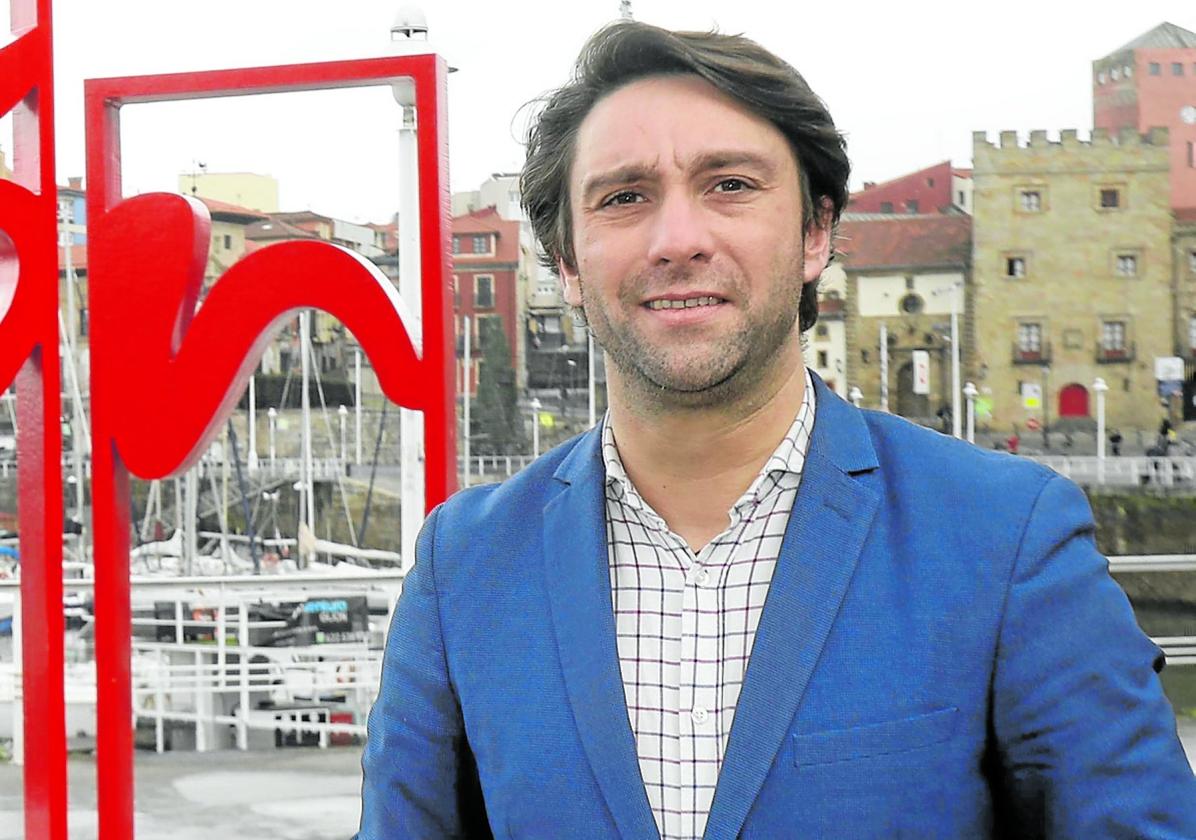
[579,257,807,413]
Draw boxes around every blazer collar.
[543,371,881,840]
[544,424,660,839]
[705,373,881,839]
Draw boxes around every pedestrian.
[1109,428,1123,456]
[1006,429,1020,454]
[358,21,1196,840]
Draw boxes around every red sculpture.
[0,1,68,838]
[85,55,455,838]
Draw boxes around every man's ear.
[802,198,833,284]
[557,258,583,307]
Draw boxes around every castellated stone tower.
[971,127,1173,434]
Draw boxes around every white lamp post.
[247,371,258,471]
[530,397,542,458]
[963,381,978,444]
[391,5,432,573]
[267,407,277,467]
[950,282,962,439]
[1094,377,1109,485]
[338,405,349,464]
[849,386,863,408]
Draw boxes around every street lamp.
[1041,364,1051,451]
[849,386,863,408]
[530,397,542,458]
[267,407,278,467]
[338,405,349,464]
[1094,377,1109,485]
[963,381,978,444]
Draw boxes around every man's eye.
[602,191,642,207]
[714,178,750,193]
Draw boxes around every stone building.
[839,214,972,424]
[971,128,1172,434]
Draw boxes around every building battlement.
[973,126,1169,151]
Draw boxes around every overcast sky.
[8,1,1196,223]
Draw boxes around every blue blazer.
[358,374,1196,838]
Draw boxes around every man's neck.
[606,351,809,551]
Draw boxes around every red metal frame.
[85,55,455,838]
[0,1,68,838]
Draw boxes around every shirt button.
[691,707,709,724]
[688,566,710,586]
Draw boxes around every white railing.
[1026,456,1196,488]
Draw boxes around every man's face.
[559,73,830,409]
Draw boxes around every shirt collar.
[601,367,817,517]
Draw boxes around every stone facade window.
[1019,190,1042,212]
[1100,321,1128,358]
[1149,62,1161,75]
[472,234,490,254]
[1099,188,1121,209]
[1174,62,1185,76]
[1016,323,1043,360]
[1006,256,1027,278]
[901,293,924,314]
[1115,253,1138,277]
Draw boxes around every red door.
[1058,383,1089,418]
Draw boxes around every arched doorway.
[896,361,930,420]
[1058,383,1089,418]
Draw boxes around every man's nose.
[645,192,714,266]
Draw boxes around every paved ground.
[1,720,1194,837]
[0,746,365,840]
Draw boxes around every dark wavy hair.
[520,21,850,333]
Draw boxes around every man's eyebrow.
[687,150,780,179]
[580,164,658,205]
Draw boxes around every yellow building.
[972,128,1173,434]
[179,171,279,213]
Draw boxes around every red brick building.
[847,161,972,216]
[1093,22,1196,210]
[452,207,523,394]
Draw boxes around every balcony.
[1095,341,1136,364]
[1011,342,1052,365]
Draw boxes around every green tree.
[471,316,527,455]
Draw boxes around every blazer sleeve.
[357,504,492,839]
[991,474,1196,838]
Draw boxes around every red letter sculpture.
[85,55,455,838]
[0,1,68,837]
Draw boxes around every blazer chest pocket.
[792,706,959,767]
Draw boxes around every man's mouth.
[645,296,726,311]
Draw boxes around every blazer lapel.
[543,428,660,840]
[704,376,882,840]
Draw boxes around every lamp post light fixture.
[849,386,863,408]
[530,397,542,458]
[267,407,277,467]
[1094,377,1109,485]
[963,381,978,444]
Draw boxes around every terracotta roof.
[452,207,519,264]
[245,218,320,241]
[836,214,972,270]
[198,197,268,222]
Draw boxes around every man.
[358,22,1196,839]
